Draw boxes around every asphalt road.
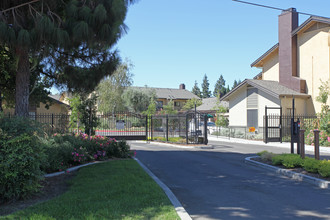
[130,140,330,220]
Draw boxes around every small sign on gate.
[249,127,256,132]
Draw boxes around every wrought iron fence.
[2,113,72,134]
[1,111,209,144]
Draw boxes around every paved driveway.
[130,140,330,220]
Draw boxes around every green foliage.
[272,154,285,166]
[78,93,99,135]
[319,160,330,177]
[201,74,211,98]
[281,154,303,168]
[0,0,135,115]
[182,98,202,111]
[213,96,229,127]
[0,117,46,202]
[153,136,186,144]
[192,80,202,98]
[271,154,303,168]
[160,100,178,115]
[143,98,157,115]
[122,87,156,113]
[68,94,83,130]
[302,157,321,173]
[96,60,134,113]
[256,151,269,156]
[214,75,224,97]
[256,150,275,162]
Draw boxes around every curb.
[133,140,212,149]
[44,161,104,178]
[245,156,330,189]
[134,157,192,220]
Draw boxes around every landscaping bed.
[254,151,330,181]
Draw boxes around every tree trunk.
[14,48,30,117]
[0,89,3,112]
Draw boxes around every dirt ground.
[0,171,77,216]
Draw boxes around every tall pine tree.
[0,0,135,116]
[213,75,225,97]
[201,74,211,98]
[191,80,201,98]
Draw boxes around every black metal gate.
[263,106,282,143]
[186,111,208,144]
[95,112,147,140]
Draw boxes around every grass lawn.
[3,160,179,220]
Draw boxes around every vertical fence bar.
[166,115,169,142]
[186,114,189,144]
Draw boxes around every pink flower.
[327,137,330,142]
[94,154,98,159]
[76,153,79,156]
[66,170,70,173]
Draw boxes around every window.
[174,101,180,107]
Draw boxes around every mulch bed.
[251,157,330,182]
[0,171,77,216]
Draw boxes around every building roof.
[292,16,330,36]
[220,79,310,101]
[250,43,279,68]
[196,97,228,111]
[132,86,200,100]
[251,15,330,68]
[48,94,70,107]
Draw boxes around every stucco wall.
[258,90,281,127]
[37,102,69,114]
[228,86,247,127]
[262,50,280,82]
[280,96,308,115]
[298,25,330,114]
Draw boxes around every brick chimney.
[179,84,186,90]
[279,8,306,93]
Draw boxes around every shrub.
[0,133,46,202]
[318,160,330,178]
[302,157,321,173]
[272,155,284,166]
[281,154,303,168]
[260,152,275,162]
[0,117,47,202]
[257,151,269,156]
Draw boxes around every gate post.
[204,115,208,145]
[166,115,169,142]
[145,115,148,142]
[186,114,189,144]
[265,106,268,143]
[300,129,305,159]
[280,107,282,143]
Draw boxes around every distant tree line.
[191,74,241,98]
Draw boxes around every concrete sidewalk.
[208,135,330,154]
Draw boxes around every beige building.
[134,84,200,111]
[3,94,70,117]
[221,8,330,129]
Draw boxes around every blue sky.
[112,0,330,94]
